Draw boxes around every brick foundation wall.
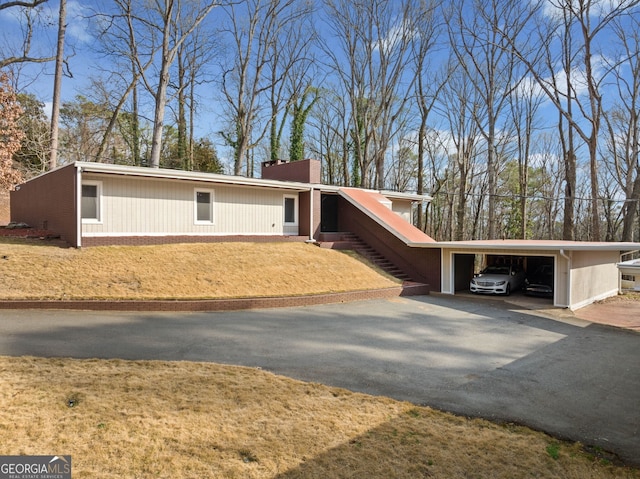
[81,234,310,247]
[0,283,430,312]
[11,164,78,246]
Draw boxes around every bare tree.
[219,0,306,176]
[412,0,444,230]
[266,1,315,163]
[99,0,219,169]
[603,14,640,241]
[436,66,482,241]
[91,0,159,165]
[499,0,640,240]
[171,23,218,170]
[48,0,66,169]
[560,0,640,240]
[145,0,218,168]
[0,0,47,9]
[527,133,565,239]
[307,86,351,185]
[508,77,545,239]
[446,0,529,239]
[0,0,54,69]
[388,134,417,192]
[322,0,416,189]
[421,128,450,238]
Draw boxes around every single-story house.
[10,159,640,310]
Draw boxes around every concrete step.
[318,232,416,283]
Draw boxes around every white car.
[470,265,526,296]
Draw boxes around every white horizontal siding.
[82,174,297,236]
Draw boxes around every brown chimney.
[261,159,321,184]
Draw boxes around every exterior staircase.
[318,232,413,282]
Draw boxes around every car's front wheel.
[504,284,511,296]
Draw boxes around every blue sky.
[2,0,639,183]
[2,1,99,110]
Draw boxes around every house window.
[81,182,101,222]
[284,195,297,224]
[195,189,214,224]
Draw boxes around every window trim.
[81,181,103,224]
[194,188,215,225]
[283,194,298,226]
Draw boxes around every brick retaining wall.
[0,283,429,312]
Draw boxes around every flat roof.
[318,184,432,202]
[618,259,640,272]
[73,162,432,202]
[76,161,311,191]
[426,239,640,251]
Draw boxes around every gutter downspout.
[559,249,571,309]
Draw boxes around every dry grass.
[1,355,638,479]
[0,239,399,300]
[599,291,640,303]
[2,239,639,477]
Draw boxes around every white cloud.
[537,0,637,21]
[41,0,94,45]
[43,101,53,120]
[66,1,93,44]
[373,18,415,54]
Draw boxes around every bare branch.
[0,0,49,10]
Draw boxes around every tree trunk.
[48,0,66,170]
[622,177,640,242]
[416,118,426,230]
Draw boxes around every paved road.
[0,295,638,465]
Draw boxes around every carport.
[432,239,640,310]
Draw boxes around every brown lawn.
[1,356,638,479]
[0,239,399,300]
[1,238,639,477]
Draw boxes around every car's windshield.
[482,266,510,275]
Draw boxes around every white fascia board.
[317,184,432,202]
[75,162,311,191]
[430,240,640,252]
[617,259,640,273]
[378,190,433,202]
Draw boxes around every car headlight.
[496,281,506,285]
[470,279,476,285]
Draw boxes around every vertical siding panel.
[81,174,299,236]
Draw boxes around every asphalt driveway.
[0,294,638,465]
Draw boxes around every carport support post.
[75,165,82,248]
[309,186,314,242]
[560,249,571,308]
